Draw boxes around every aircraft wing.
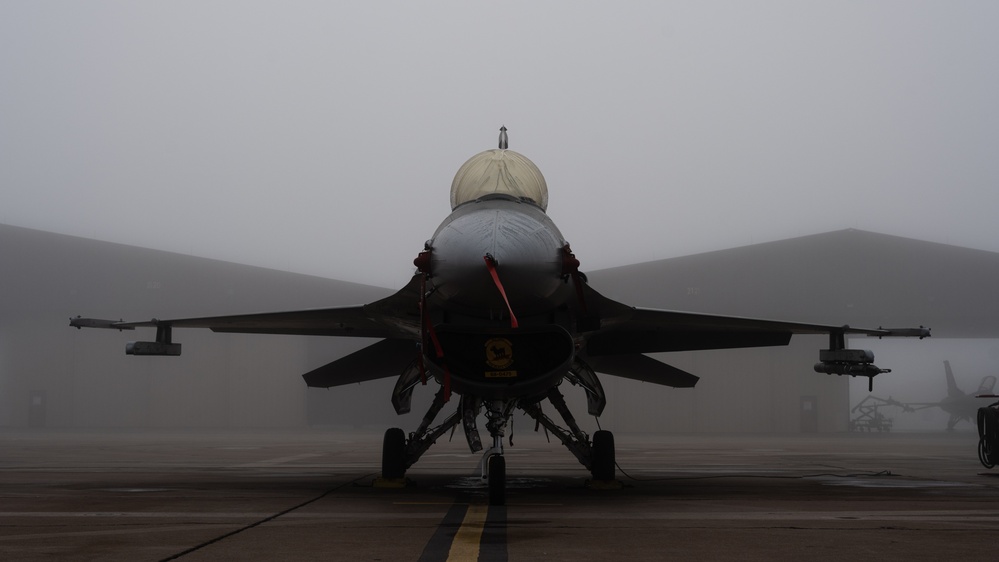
[581,283,928,356]
[70,274,424,341]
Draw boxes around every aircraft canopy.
[450,149,548,211]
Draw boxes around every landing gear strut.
[477,400,517,506]
[521,387,618,483]
[377,386,462,483]
[379,375,618,499]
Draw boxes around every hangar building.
[2,224,996,433]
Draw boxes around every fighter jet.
[71,127,929,505]
[907,360,995,430]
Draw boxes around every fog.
[2,2,998,288]
[851,338,999,431]
[8,221,995,435]
[3,3,998,436]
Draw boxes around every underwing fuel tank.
[428,148,571,317]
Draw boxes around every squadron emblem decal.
[485,337,514,370]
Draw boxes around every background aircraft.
[71,128,929,505]
[907,360,995,430]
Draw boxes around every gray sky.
[2,1,997,288]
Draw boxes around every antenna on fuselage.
[498,125,508,149]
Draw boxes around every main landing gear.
[521,387,618,487]
[590,429,616,482]
[381,427,407,480]
[378,386,618,505]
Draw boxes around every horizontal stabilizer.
[584,354,699,388]
[303,338,417,388]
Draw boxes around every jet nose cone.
[429,200,569,317]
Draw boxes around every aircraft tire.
[382,427,407,479]
[488,454,506,506]
[978,408,999,469]
[591,430,615,481]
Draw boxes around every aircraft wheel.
[591,430,615,481]
[382,427,407,479]
[488,454,506,506]
[979,438,995,469]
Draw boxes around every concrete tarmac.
[2,428,998,561]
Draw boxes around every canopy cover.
[450,149,548,211]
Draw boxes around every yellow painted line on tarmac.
[446,503,488,561]
[394,502,456,506]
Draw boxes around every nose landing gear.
[477,400,517,506]
[376,385,620,503]
[487,454,506,506]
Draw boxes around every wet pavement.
[2,429,997,561]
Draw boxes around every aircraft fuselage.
[421,195,579,400]
[68,127,930,505]
[428,195,571,318]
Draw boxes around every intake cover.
[426,325,573,398]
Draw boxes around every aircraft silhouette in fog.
[71,127,929,505]
[907,360,995,430]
